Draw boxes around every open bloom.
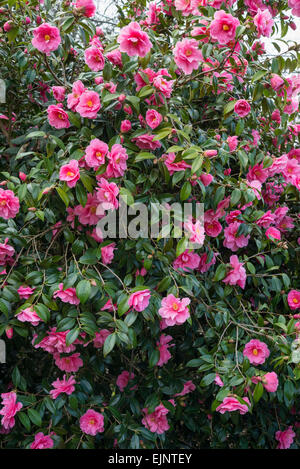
[254,8,274,38]
[223,222,250,251]
[252,372,279,393]
[93,329,111,348]
[117,22,152,57]
[287,290,300,310]
[0,392,23,430]
[80,409,104,436]
[76,90,101,119]
[157,334,173,366]
[142,404,170,434]
[54,353,83,373]
[173,38,203,75]
[216,396,250,415]
[174,380,196,397]
[84,46,105,71]
[96,178,119,210]
[53,283,80,305]
[288,0,300,16]
[49,375,76,399]
[223,255,247,289]
[234,99,251,117]
[275,426,295,449]
[17,285,35,299]
[16,307,42,326]
[210,10,240,45]
[47,104,70,129]
[116,371,135,392]
[31,432,55,449]
[74,0,96,17]
[85,139,108,168]
[59,160,80,188]
[0,189,20,220]
[158,294,190,326]
[146,109,163,129]
[32,23,61,55]
[0,238,15,265]
[128,289,151,312]
[243,339,270,365]
[173,250,200,271]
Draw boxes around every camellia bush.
[0,0,299,450]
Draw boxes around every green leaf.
[18,412,31,431]
[56,187,69,207]
[66,328,80,346]
[76,280,91,304]
[103,333,116,356]
[180,181,192,201]
[27,408,42,427]
[253,382,264,403]
[213,264,227,282]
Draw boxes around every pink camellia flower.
[76,90,101,119]
[0,189,20,220]
[215,374,224,387]
[54,353,83,373]
[0,238,14,265]
[216,396,250,415]
[128,289,151,312]
[142,403,170,434]
[227,136,238,152]
[203,149,217,157]
[84,46,105,71]
[85,139,108,168]
[49,374,76,399]
[158,294,190,326]
[164,152,191,175]
[184,218,205,246]
[32,23,61,55]
[256,210,276,228]
[93,329,111,348]
[262,372,279,392]
[157,334,174,366]
[204,210,223,238]
[265,227,281,241]
[80,409,104,436]
[174,380,196,397]
[117,22,152,58]
[52,86,65,102]
[223,255,247,289]
[96,178,119,210]
[210,10,240,45]
[47,104,70,129]
[106,49,123,68]
[132,134,161,150]
[173,38,203,75]
[275,426,295,449]
[30,432,55,449]
[287,290,300,310]
[33,327,76,354]
[288,0,300,16]
[53,283,80,305]
[198,251,217,273]
[0,392,23,430]
[105,144,128,178]
[270,74,285,93]
[16,306,42,326]
[74,192,104,225]
[173,250,200,271]
[243,339,270,365]
[146,109,163,129]
[116,371,135,392]
[74,0,96,17]
[5,328,13,339]
[120,120,131,133]
[59,160,80,188]
[234,99,251,117]
[253,8,274,38]
[101,243,116,265]
[67,80,86,111]
[175,0,203,16]
[223,222,250,252]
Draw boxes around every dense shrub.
[0,0,299,449]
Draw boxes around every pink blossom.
[120,120,131,133]
[76,90,101,119]
[16,306,42,326]
[215,374,224,387]
[275,426,295,449]
[47,104,70,129]
[85,139,108,168]
[96,178,119,210]
[223,255,247,289]
[0,238,15,265]
[173,250,200,271]
[74,0,96,17]
[174,380,196,396]
[198,251,217,273]
[54,353,83,372]
[105,144,128,178]
[33,327,76,354]
[204,210,223,238]
[117,22,152,58]
[287,290,300,310]
[132,134,161,150]
[184,218,205,246]
[254,8,274,37]
[84,46,105,71]
[210,10,240,45]
[101,243,116,265]
[223,222,250,251]
[0,189,20,219]
[116,371,135,392]
[32,23,61,55]
[0,392,23,430]
[146,109,163,129]
[173,38,203,75]
[67,80,85,111]
[93,329,111,348]
[216,396,250,415]
[106,49,123,68]
[288,0,300,17]
[142,404,170,434]
[247,163,268,183]
[128,289,151,312]
[74,193,104,225]
[163,152,191,175]
[52,86,65,101]
[227,136,238,151]
[256,210,276,228]
[80,409,104,436]
[263,372,279,392]
[265,227,281,241]
[234,99,251,117]
[53,282,80,305]
[59,160,80,188]
[31,432,55,449]
[243,339,270,365]
[49,374,76,399]
[157,334,174,366]
[158,294,190,326]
